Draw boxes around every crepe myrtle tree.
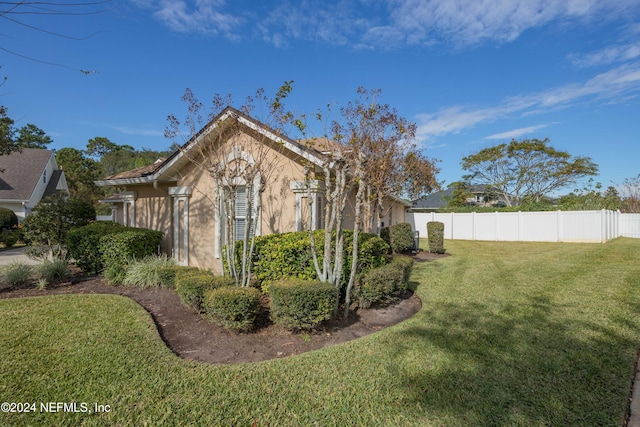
[461,138,598,206]
[297,87,439,317]
[165,82,294,286]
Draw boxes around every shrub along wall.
[100,228,163,284]
[380,222,415,254]
[67,222,125,274]
[226,229,390,289]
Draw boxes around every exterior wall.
[25,154,59,212]
[127,184,173,255]
[176,132,307,272]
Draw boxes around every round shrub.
[203,286,261,332]
[354,256,413,308]
[269,279,337,331]
[175,271,234,311]
[1,229,20,248]
[427,221,445,254]
[158,265,199,289]
[388,222,415,254]
[0,207,18,230]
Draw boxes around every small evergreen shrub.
[0,261,32,287]
[388,222,415,254]
[231,229,390,289]
[36,259,69,284]
[1,229,20,248]
[100,228,163,285]
[0,207,18,230]
[67,222,124,274]
[122,254,176,288]
[203,286,261,332]
[175,271,234,311]
[354,256,413,308]
[158,265,199,289]
[427,221,445,254]
[269,279,337,331]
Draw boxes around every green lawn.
[1,238,640,426]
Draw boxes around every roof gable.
[97,107,328,186]
[0,148,53,201]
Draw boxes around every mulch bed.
[0,252,448,364]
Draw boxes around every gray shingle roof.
[0,149,53,200]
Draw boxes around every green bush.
[35,259,69,284]
[427,221,445,254]
[67,222,124,274]
[203,286,261,332]
[354,256,413,308]
[175,271,234,311]
[100,228,163,285]
[157,265,199,289]
[269,279,337,331]
[122,254,176,288]
[388,223,415,254]
[0,261,32,287]
[1,229,20,248]
[229,230,389,289]
[21,193,95,260]
[0,207,18,230]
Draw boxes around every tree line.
[0,106,171,213]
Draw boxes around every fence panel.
[408,209,640,243]
[621,214,640,238]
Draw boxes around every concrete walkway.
[0,246,39,267]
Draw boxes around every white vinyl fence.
[406,210,640,243]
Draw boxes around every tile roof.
[105,158,166,180]
[0,149,53,200]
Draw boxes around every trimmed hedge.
[175,270,234,311]
[203,286,261,332]
[158,265,199,289]
[67,222,125,274]
[100,228,163,285]
[386,222,415,254]
[354,256,414,309]
[227,229,390,289]
[427,221,445,254]
[269,279,338,331]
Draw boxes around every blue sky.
[2,0,640,192]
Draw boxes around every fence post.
[557,210,562,242]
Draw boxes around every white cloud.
[132,0,640,49]
[484,124,549,140]
[416,62,640,141]
[134,0,243,36]
[569,43,640,68]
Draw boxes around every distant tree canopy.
[0,107,52,155]
[461,138,598,206]
[56,137,171,214]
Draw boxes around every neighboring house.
[95,107,410,272]
[0,148,69,221]
[412,184,510,212]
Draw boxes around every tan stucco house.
[96,107,410,272]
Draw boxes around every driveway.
[0,247,39,267]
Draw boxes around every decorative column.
[169,187,192,266]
